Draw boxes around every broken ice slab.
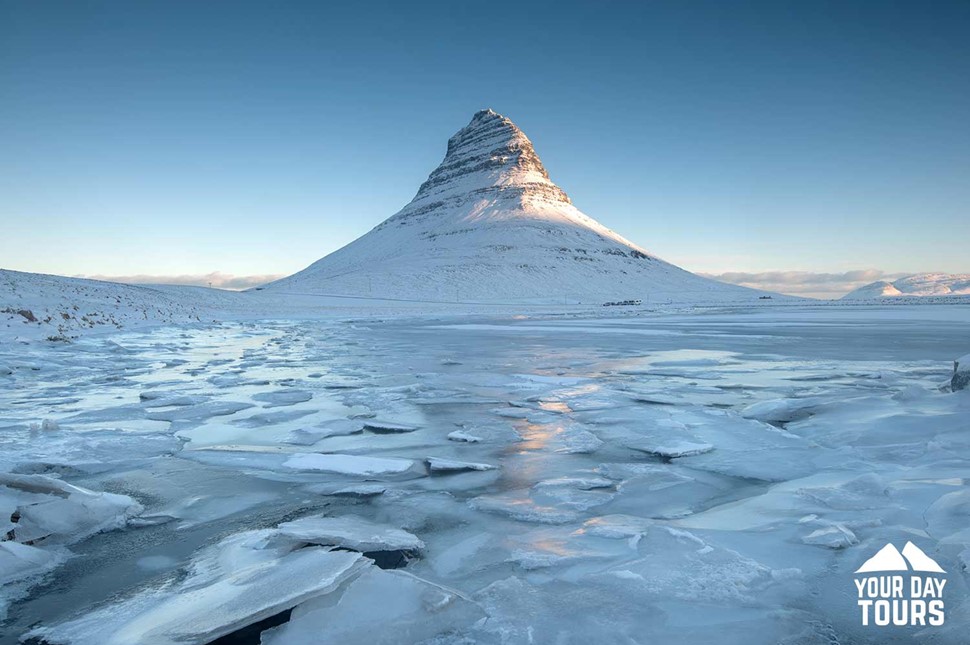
[262,567,484,645]
[602,464,735,520]
[0,542,62,584]
[0,474,143,622]
[0,473,143,546]
[362,420,419,433]
[553,427,604,454]
[147,491,280,530]
[146,400,253,422]
[508,525,634,570]
[0,541,63,621]
[284,419,364,445]
[27,542,369,645]
[0,427,182,475]
[446,430,482,443]
[800,523,858,549]
[740,396,828,424]
[534,477,614,490]
[469,492,581,524]
[323,483,387,498]
[490,407,533,419]
[592,525,781,605]
[468,575,667,643]
[578,514,655,538]
[277,514,424,552]
[232,408,315,428]
[425,457,497,473]
[625,439,714,459]
[252,389,313,408]
[531,482,614,513]
[138,393,210,408]
[283,453,420,477]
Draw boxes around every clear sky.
[2,0,968,298]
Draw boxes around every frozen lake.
[2,304,969,644]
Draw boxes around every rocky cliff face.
[376,108,593,238]
[404,109,571,211]
[264,109,768,304]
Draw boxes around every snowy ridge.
[843,273,970,299]
[264,109,769,303]
[0,269,211,340]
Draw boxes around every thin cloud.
[79,272,285,291]
[700,269,910,299]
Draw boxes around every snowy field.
[1,304,969,644]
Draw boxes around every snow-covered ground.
[1,267,800,345]
[1,303,969,643]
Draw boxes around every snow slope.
[843,273,970,299]
[0,269,495,342]
[263,109,768,304]
[0,269,213,341]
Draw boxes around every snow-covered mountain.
[842,273,970,300]
[264,109,766,304]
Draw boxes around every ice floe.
[425,457,497,473]
[283,453,418,476]
[0,473,143,546]
[27,532,369,645]
[0,474,142,621]
[277,514,424,553]
[362,420,419,434]
[446,430,482,443]
[252,389,313,407]
[3,310,970,643]
[262,567,483,645]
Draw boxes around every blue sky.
[2,0,968,297]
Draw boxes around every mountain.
[842,273,970,300]
[264,109,768,304]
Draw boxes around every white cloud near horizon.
[79,272,286,291]
[700,269,910,299]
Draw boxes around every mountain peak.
[265,109,769,304]
[408,109,570,209]
[472,107,502,120]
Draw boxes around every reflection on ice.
[1,307,969,643]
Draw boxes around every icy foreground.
[1,305,969,643]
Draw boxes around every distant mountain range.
[842,273,970,299]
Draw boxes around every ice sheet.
[3,306,969,644]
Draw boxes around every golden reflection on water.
[496,383,605,491]
[538,401,571,414]
[528,536,579,557]
[499,421,561,489]
[514,422,561,452]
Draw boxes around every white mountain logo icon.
[855,541,946,574]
